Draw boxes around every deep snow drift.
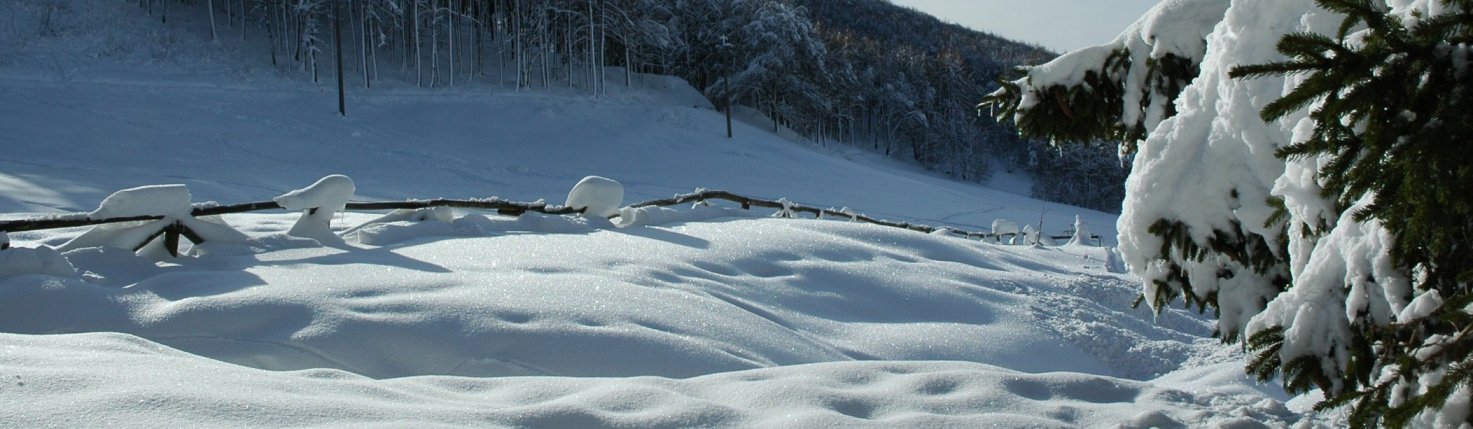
[0,1,1324,427]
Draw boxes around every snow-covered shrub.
[275,175,355,243]
[565,176,624,219]
[989,0,1473,425]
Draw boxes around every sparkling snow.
[0,0,1327,427]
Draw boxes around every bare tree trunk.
[430,1,439,88]
[449,0,455,87]
[208,0,219,40]
[359,0,369,88]
[586,0,593,95]
[565,19,573,88]
[414,0,422,87]
[514,0,524,89]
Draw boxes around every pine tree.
[1227,0,1473,426]
[987,0,1473,426]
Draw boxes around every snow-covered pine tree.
[981,0,1226,153]
[1228,1,1473,426]
[985,0,1473,426]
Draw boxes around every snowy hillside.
[0,2,1325,427]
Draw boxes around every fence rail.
[0,188,1099,257]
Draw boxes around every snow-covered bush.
[987,0,1473,425]
[565,176,624,219]
[275,175,355,243]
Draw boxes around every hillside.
[0,1,1328,427]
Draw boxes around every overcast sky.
[887,0,1163,53]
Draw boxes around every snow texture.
[565,176,624,219]
[0,0,1325,423]
[1120,0,1329,337]
[274,174,355,242]
[1113,0,1462,416]
[89,184,192,218]
[0,246,77,278]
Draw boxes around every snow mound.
[0,245,76,278]
[0,331,1301,429]
[274,175,355,242]
[89,184,192,219]
[566,176,624,219]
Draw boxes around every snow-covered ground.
[0,2,1325,427]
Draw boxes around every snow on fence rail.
[0,175,1100,259]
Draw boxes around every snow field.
[1,208,1298,428]
[0,0,1323,426]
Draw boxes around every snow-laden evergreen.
[991,0,1473,425]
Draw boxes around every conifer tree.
[1228,0,1473,426]
[987,0,1473,426]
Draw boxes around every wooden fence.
[0,188,1099,257]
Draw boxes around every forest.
[118,0,1125,212]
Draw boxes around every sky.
[888,0,1163,53]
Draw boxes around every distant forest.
[117,0,1126,212]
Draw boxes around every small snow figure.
[991,219,1020,244]
[566,176,624,218]
[1067,215,1092,246]
[275,175,356,242]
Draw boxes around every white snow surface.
[0,1,1325,427]
[89,184,193,219]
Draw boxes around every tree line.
[124,0,1127,211]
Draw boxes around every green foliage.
[1227,0,1473,425]
[981,50,1196,153]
